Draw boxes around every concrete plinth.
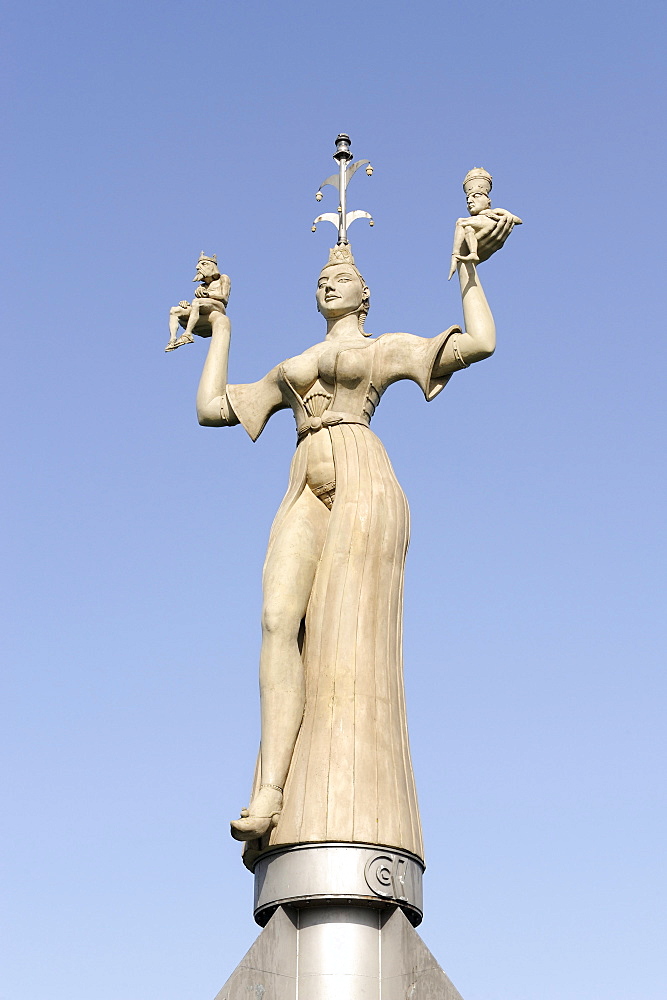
[214,905,464,1000]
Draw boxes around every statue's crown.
[198,251,218,264]
[324,243,356,268]
[463,168,493,196]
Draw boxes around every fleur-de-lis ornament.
[311,134,374,244]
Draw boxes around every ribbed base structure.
[214,904,464,1000]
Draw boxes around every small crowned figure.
[166,252,231,351]
[448,168,522,280]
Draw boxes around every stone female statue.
[184,140,518,861]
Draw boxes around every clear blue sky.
[3,2,666,999]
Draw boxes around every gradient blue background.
[3,2,666,998]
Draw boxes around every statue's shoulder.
[371,333,424,380]
[375,331,416,348]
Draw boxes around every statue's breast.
[282,352,320,394]
[282,340,374,401]
[335,346,368,388]
[317,345,340,384]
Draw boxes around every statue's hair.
[356,270,371,336]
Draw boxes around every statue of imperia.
[170,136,519,865]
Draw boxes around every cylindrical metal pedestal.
[213,843,464,999]
[214,903,465,1000]
[252,841,425,927]
[298,905,381,999]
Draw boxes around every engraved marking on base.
[364,853,408,901]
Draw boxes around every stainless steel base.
[252,842,424,927]
[213,904,465,1000]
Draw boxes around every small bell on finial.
[316,191,323,201]
[369,220,374,226]
[311,225,317,232]
[366,164,373,176]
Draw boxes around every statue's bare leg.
[180,299,201,341]
[448,222,468,280]
[173,300,199,347]
[231,486,329,839]
[166,306,188,350]
[461,224,479,262]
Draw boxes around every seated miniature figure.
[166,253,231,351]
[448,168,522,280]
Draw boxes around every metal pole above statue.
[166,135,521,999]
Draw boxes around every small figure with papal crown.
[165,252,231,351]
[448,168,522,280]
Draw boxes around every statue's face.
[195,260,218,282]
[466,191,491,215]
[317,265,367,319]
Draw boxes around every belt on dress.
[296,411,370,441]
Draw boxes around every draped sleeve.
[225,367,288,441]
[374,325,462,401]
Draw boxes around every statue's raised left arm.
[196,313,234,426]
[434,208,516,376]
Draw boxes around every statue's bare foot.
[174,333,195,347]
[230,785,283,842]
